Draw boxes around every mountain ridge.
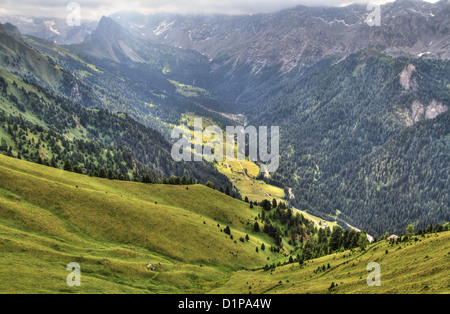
[0,0,449,236]
[109,0,449,73]
[2,0,448,73]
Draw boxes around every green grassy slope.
[0,155,448,294]
[213,231,450,294]
[0,155,278,293]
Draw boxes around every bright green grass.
[0,155,448,294]
[0,155,279,293]
[169,80,210,98]
[217,161,284,203]
[292,208,338,230]
[212,232,450,294]
[181,113,285,203]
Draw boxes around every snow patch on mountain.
[44,20,60,35]
[153,20,174,36]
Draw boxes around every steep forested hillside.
[324,109,450,235]
[0,64,235,192]
[22,20,232,134]
[249,50,450,235]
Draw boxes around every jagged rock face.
[400,64,418,91]
[397,62,449,126]
[79,16,147,63]
[75,16,209,68]
[110,0,449,72]
[398,99,449,126]
[2,0,448,72]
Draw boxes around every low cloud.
[0,0,440,20]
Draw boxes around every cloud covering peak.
[0,0,440,20]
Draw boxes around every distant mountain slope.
[0,16,97,45]
[251,50,450,235]
[0,58,236,192]
[106,0,450,109]
[1,0,449,235]
[328,108,450,235]
[0,22,101,108]
[74,16,153,64]
[5,1,448,108]
[111,0,450,73]
[4,0,449,66]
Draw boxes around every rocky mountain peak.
[92,16,128,41]
[106,0,449,74]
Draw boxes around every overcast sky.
[0,0,441,20]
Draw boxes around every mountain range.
[110,0,450,71]
[0,0,449,236]
[0,22,237,195]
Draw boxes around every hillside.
[2,13,448,237]
[0,154,279,293]
[0,154,448,294]
[0,23,101,108]
[213,230,450,294]
[105,0,450,106]
[250,50,450,235]
[0,0,449,295]
[0,60,235,191]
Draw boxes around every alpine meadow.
[0,0,449,298]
